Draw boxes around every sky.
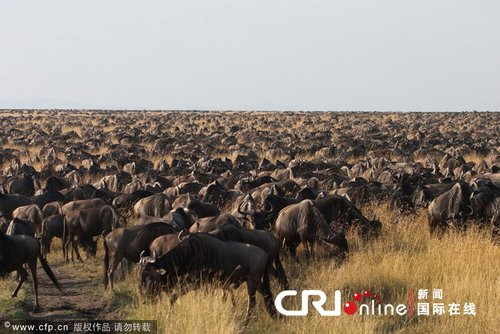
[0,0,499,111]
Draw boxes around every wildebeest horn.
[467,205,473,216]
[177,230,189,242]
[139,250,146,265]
[237,201,248,216]
[139,250,156,265]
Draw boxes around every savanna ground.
[1,205,498,334]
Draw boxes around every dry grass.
[105,205,499,334]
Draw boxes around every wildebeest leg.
[11,267,28,298]
[63,233,74,262]
[285,241,298,261]
[27,259,40,311]
[107,253,122,290]
[300,235,311,258]
[244,278,258,327]
[73,239,83,262]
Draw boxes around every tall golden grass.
[106,205,499,334]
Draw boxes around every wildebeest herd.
[0,110,498,324]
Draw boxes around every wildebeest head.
[363,216,382,239]
[138,250,164,298]
[101,205,126,228]
[238,194,273,229]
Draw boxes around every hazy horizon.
[1,1,499,111]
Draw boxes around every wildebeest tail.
[274,256,289,290]
[38,252,64,293]
[62,216,68,258]
[103,235,109,287]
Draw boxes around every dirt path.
[23,260,113,321]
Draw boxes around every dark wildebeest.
[427,182,473,233]
[189,213,243,233]
[470,185,500,224]
[261,193,300,228]
[210,223,289,289]
[236,194,274,229]
[198,180,228,206]
[0,193,32,219]
[274,199,348,259]
[236,175,277,192]
[133,193,171,218]
[103,222,181,289]
[42,201,63,218]
[12,204,43,233]
[412,183,455,209]
[39,215,64,257]
[63,205,123,261]
[186,198,221,218]
[0,230,64,310]
[491,209,500,243]
[30,191,66,210]
[138,233,277,326]
[314,196,382,238]
[38,215,96,259]
[6,218,36,237]
[112,190,153,212]
[9,175,40,196]
[61,198,106,215]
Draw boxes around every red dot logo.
[353,292,362,301]
[364,290,371,298]
[343,301,357,315]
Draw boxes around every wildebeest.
[274,200,348,259]
[63,205,123,261]
[38,214,96,259]
[314,195,382,238]
[39,215,64,257]
[427,182,473,233]
[492,209,499,243]
[61,198,106,215]
[8,175,40,196]
[198,180,228,205]
[138,233,277,325]
[103,222,180,289]
[189,213,243,233]
[210,223,289,289]
[12,204,43,233]
[133,193,171,218]
[0,193,32,219]
[0,230,64,310]
[42,201,63,218]
[186,198,221,218]
[236,194,274,229]
[412,183,455,209]
[6,218,36,237]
